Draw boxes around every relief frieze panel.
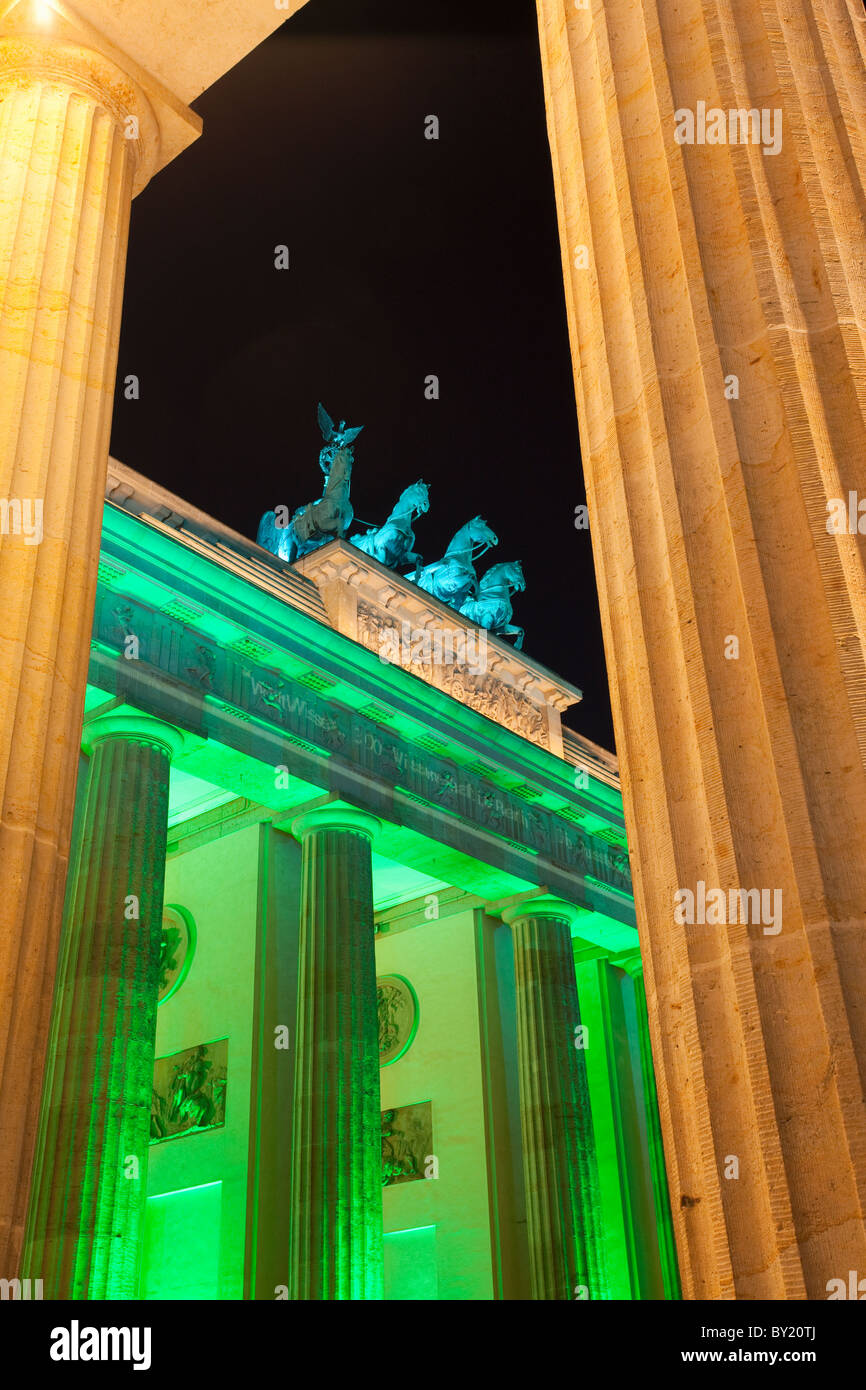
[356,600,550,749]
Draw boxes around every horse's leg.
[372,535,388,565]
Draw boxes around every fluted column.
[289,806,382,1300]
[503,895,607,1300]
[616,950,681,1301]
[20,713,183,1299]
[0,6,198,1276]
[536,0,866,1296]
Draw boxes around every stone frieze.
[92,584,631,896]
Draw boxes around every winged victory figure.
[257,403,363,563]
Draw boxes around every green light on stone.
[378,974,419,1067]
[575,957,634,1298]
[384,1226,438,1300]
[141,1183,222,1299]
[157,903,196,1006]
[22,725,177,1299]
[80,502,651,1304]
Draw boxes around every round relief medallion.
[158,904,196,1005]
[377,974,418,1067]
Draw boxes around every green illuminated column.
[502,895,607,1300]
[616,951,682,1301]
[574,941,667,1298]
[571,941,634,1298]
[289,806,382,1300]
[21,713,183,1299]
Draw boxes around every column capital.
[501,893,588,933]
[0,5,201,193]
[613,949,644,979]
[290,805,381,844]
[83,711,184,760]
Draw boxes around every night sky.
[110,0,614,751]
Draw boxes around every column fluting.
[0,29,160,1276]
[503,894,608,1300]
[289,806,382,1300]
[21,713,182,1299]
[535,0,866,1297]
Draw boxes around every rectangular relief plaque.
[150,1038,228,1143]
[381,1100,433,1187]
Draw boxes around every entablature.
[92,476,633,925]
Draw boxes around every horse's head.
[402,479,430,515]
[481,559,525,593]
[468,516,499,549]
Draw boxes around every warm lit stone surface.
[0,38,140,1277]
[0,6,202,188]
[0,0,280,1280]
[2,0,310,105]
[289,806,383,1299]
[536,0,866,1297]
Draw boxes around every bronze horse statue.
[350,479,430,570]
[460,559,526,648]
[413,516,498,610]
[257,404,362,563]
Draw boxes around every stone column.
[615,951,681,1301]
[572,941,652,1298]
[244,825,303,1300]
[0,8,198,1277]
[289,806,382,1300]
[536,0,866,1295]
[20,713,183,1299]
[502,894,607,1300]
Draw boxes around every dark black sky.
[110,0,614,750]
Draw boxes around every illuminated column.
[536,0,866,1295]
[0,5,198,1276]
[244,825,303,1299]
[21,713,183,1299]
[615,950,681,1301]
[503,895,606,1300]
[289,807,382,1300]
[573,935,678,1299]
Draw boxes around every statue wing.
[341,424,364,444]
[317,402,335,442]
